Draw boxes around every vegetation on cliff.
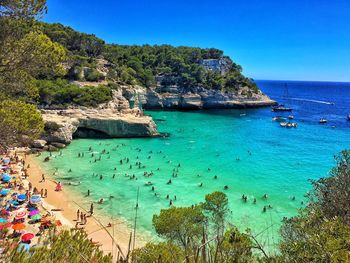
[37,22,258,93]
[37,79,112,108]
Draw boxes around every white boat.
[280,122,297,128]
[273,116,287,122]
[319,118,327,124]
[288,115,294,119]
[280,122,287,127]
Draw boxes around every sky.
[43,0,350,82]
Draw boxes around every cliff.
[123,85,276,110]
[33,88,158,150]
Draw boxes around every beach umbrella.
[1,175,12,182]
[0,189,10,195]
[29,210,39,216]
[17,194,27,201]
[30,195,41,204]
[0,210,9,215]
[17,243,30,252]
[21,233,35,242]
[0,218,7,223]
[31,214,42,221]
[12,223,26,231]
[15,211,27,220]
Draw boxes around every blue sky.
[44,0,350,82]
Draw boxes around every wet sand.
[25,154,146,258]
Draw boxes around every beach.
[25,154,146,258]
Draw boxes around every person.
[90,203,94,215]
[77,210,80,221]
[262,194,268,199]
[55,182,63,192]
[253,198,256,204]
[80,213,84,223]
[263,206,266,213]
[224,185,229,190]
[87,189,90,196]
[41,174,45,182]
[169,200,173,206]
[44,189,48,198]
[98,198,104,204]
[40,189,43,197]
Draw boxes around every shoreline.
[25,154,147,257]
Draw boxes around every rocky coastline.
[33,84,275,152]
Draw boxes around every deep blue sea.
[38,80,350,250]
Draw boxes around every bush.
[37,79,112,107]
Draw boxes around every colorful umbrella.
[12,223,26,231]
[30,195,41,204]
[15,211,27,220]
[0,189,10,195]
[9,200,19,205]
[29,210,39,216]
[21,233,35,242]
[31,214,42,221]
[1,175,11,182]
[17,194,27,201]
[17,243,30,252]
[0,210,9,215]
[0,218,7,223]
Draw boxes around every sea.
[37,80,350,250]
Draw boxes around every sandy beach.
[25,154,147,259]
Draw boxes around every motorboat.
[288,115,294,119]
[280,122,297,128]
[272,106,293,112]
[319,118,327,124]
[272,116,287,122]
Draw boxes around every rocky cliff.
[35,89,158,149]
[122,85,276,110]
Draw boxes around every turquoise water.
[38,81,350,249]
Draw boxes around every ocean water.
[37,80,350,249]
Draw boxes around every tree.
[152,206,206,251]
[0,1,67,101]
[218,228,254,263]
[278,150,350,262]
[0,100,44,149]
[308,150,350,224]
[2,229,112,263]
[132,242,185,263]
[202,192,229,237]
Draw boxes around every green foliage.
[278,150,350,263]
[38,22,258,92]
[152,206,206,250]
[0,99,44,149]
[308,150,350,224]
[219,228,254,263]
[84,68,105,82]
[36,79,112,107]
[0,13,67,102]
[132,242,185,263]
[202,191,229,237]
[38,22,105,57]
[2,229,112,263]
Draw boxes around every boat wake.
[289,98,334,105]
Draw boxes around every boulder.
[51,142,66,149]
[31,140,47,148]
